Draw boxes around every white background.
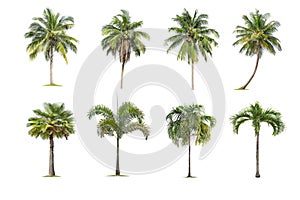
[0,0,299,199]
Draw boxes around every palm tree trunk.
[116,137,120,175]
[50,47,54,85]
[239,52,260,89]
[49,135,55,176]
[187,135,192,177]
[255,132,260,178]
[191,62,195,90]
[120,62,125,89]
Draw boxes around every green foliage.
[24,8,78,63]
[166,104,216,147]
[88,102,150,139]
[165,9,219,63]
[233,9,281,57]
[27,103,75,140]
[101,10,150,64]
[230,102,285,135]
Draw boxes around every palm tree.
[101,10,150,89]
[88,102,150,176]
[165,9,219,90]
[233,9,282,89]
[166,104,216,177]
[27,103,75,176]
[230,102,285,178]
[25,8,78,85]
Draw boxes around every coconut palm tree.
[25,8,78,85]
[101,10,150,89]
[230,102,285,178]
[27,103,75,176]
[166,104,216,177]
[165,9,219,90]
[88,102,150,176]
[233,9,282,89]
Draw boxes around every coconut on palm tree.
[27,103,75,177]
[166,104,216,177]
[101,10,150,89]
[165,9,219,90]
[25,8,78,85]
[233,9,282,89]
[230,102,285,177]
[88,102,150,176]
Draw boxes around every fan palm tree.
[27,103,75,176]
[166,104,216,177]
[165,9,219,90]
[233,9,282,89]
[88,102,150,176]
[101,10,150,89]
[230,102,285,178]
[25,8,78,85]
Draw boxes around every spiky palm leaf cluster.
[88,102,150,139]
[165,9,219,63]
[233,9,281,57]
[25,8,78,63]
[166,104,216,146]
[101,10,150,65]
[230,102,285,135]
[27,103,75,140]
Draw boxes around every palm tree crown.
[165,9,219,90]
[101,10,150,89]
[25,8,78,84]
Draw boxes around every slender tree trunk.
[116,137,120,176]
[120,62,125,89]
[191,62,195,90]
[49,135,55,176]
[239,51,260,90]
[50,46,54,85]
[255,132,260,178]
[187,135,192,177]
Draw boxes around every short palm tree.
[88,102,150,176]
[165,9,219,90]
[101,10,150,89]
[166,104,216,177]
[233,9,281,89]
[25,8,78,85]
[27,103,75,176]
[230,102,285,178]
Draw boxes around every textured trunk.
[187,135,192,177]
[116,137,120,175]
[49,135,55,176]
[50,46,54,85]
[239,51,260,89]
[191,62,195,90]
[120,62,125,89]
[255,132,260,178]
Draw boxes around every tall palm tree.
[88,102,150,176]
[166,104,216,177]
[101,10,150,89]
[233,9,282,89]
[27,103,75,176]
[25,8,78,85]
[165,9,219,90]
[230,102,285,178]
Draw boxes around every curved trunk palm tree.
[233,10,281,89]
[27,103,75,176]
[166,104,216,177]
[165,9,219,90]
[25,8,78,85]
[230,102,285,178]
[88,102,150,176]
[101,10,150,89]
